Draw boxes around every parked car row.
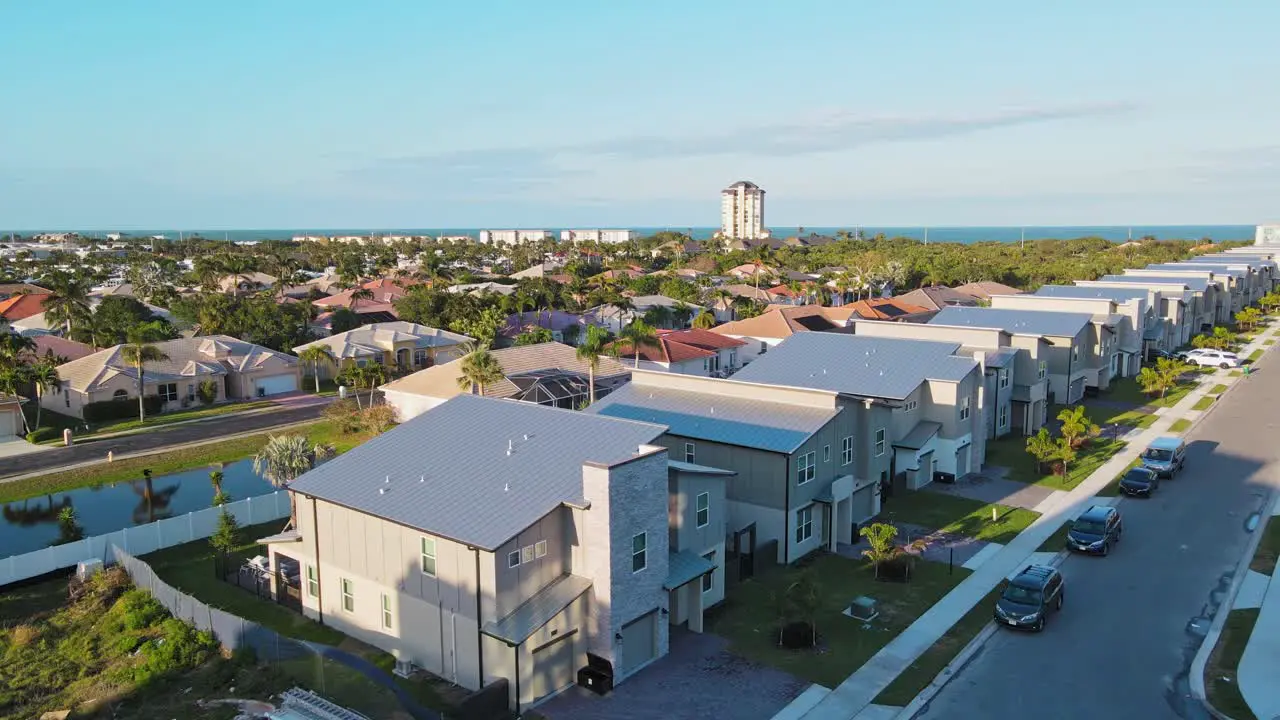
[995,436,1189,633]
[1176,348,1242,369]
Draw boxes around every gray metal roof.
[664,551,716,591]
[668,460,737,476]
[980,347,1019,369]
[1098,275,1210,292]
[730,332,977,401]
[587,382,839,454]
[482,574,593,644]
[1034,285,1150,303]
[894,421,941,450]
[1146,263,1245,278]
[930,306,1092,338]
[289,394,666,550]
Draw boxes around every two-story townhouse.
[930,307,1093,408]
[1032,285,1158,364]
[732,332,984,492]
[848,320,1046,438]
[275,395,715,712]
[1175,258,1267,306]
[1199,253,1280,294]
[1076,278,1196,347]
[589,370,877,567]
[988,294,1135,380]
[1115,270,1220,331]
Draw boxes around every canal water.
[0,459,274,558]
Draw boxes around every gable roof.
[893,286,980,311]
[843,297,933,320]
[930,306,1092,338]
[732,332,977,400]
[288,393,667,550]
[0,293,49,322]
[57,335,297,392]
[953,281,1024,299]
[587,382,839,453]
[610,328,746,364]
[31,335,96,362]
[381,341,629,401]
[0,283,50,298]
[312,279,413,309]
[711,305,856,340]
[293,321,472,358]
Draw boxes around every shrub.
[119,589,167,631]
[83,396,164,423]
[25,427,60,443]
[9,624,38,647]
[197,380,219,405]
[133,617,218,684]
[360,405,396,433]
[322,398,363,434]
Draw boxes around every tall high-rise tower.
[719,180,767,239]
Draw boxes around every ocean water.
[14,225,1256,244]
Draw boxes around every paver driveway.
[536,628,807,720]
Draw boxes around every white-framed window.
[113,388,129,401]
[960,396,971,421]
[414,349,428,367]
[875,428,886,456]
[1038,360,1047,379]
[306,565,319,598]
[795,506,814,544]
[796,451,816,485]
[1072,344,1080,361]
[381,593,393,629]
[998,404,1008,429]
[823,445,831,462]
[702,551,716,593]
[158,383,178,402]
[906,399,919,412]
[631,532,647,572]
[999,369,1010,388]
[420,537,436,577]
[684,442,696,463]
[340,578,355,613]
[841,436,853,465]
[535,540,547,558]
[696,492,709,528]
[522,545,535,564]
[508,550,521,568]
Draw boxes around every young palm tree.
[363,362,387,405]
[119,322,171,423]
[693,310,717,330]
[339,364,369,409]
[42,275,92,335]
[297,346,333,393]
[26,357,60,433]
[576,325,610,405]
[0,365,30,434]
[455,345,504,396]
[253,434,335,489]
[619,319,659,369]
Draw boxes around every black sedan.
[1118,466,1160,497]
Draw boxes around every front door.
[733,524,756,581]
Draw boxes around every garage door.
[255,374,298,396]
[529,632,576,703]
[0,410,17,438]
[956,444,971,476]
[620,612,657,674]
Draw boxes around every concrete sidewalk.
[1235,501,1280,718]
[782,330,1277,720]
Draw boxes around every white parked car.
[1185,350,1240,369]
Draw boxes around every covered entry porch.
[665,551,717,633]
[813,474,879,553]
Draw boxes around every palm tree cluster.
[0,331,60,435]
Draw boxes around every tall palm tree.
[693,310,717,330]
[42,274,91,335]
[253,434,335,489]
[26,357,59,433]
[0,332,35,365]
[619,319,659,368]
[456,345,504,396]
[298,346,333,393]
[362,362,387,405]
[708,287,736,321]
[0,365,30,434]
[218,253,256,297]
[119,322,171,423]
[576,325,610,405]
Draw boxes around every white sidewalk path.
[780,333,1275,720]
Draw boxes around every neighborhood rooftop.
[293,321,472,358]
[56,335,295,392]
[731,332,976,400]
[1033,285,1151,302]
[288,394,667,550]
[1097,274,1209,291]
[587,382,840,454]
[1143,263,1246,278]
[930,306,1094,337]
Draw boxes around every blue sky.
[3,1,1278,230]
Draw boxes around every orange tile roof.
[0,293,49,321]
[842,297,934,321]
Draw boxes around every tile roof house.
[841,297,936,322]
[31,335,96,363]
[498,311,586,346]
[293,321,473,381]
[710,305,858,364]
[893,285,982,312]
[583,295,706,334]
[608,328,746,377]
[0,293,50,323]
[953,281,1024,301]
[274,394,719,711]
[381,341,631,421]
[46,335,301,419]
[0,283,50,300]
[217,272,278,294]
[725,263,779,281]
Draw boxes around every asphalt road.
[0,403,327,480]
[916,352,1280,720]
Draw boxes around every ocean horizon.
[6,224,1257,245]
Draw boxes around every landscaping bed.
[1204,609,1260,720]
[986,436,1126,492]
[1191,396,1215,411]
[1169,418,1192,433]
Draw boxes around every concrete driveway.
[537,629,807,720]
[924,467,1059,511]
[0,438,49,459]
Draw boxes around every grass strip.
[1204,609,1260,720]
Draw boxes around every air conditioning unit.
[392,660,415,678]
[76,559,103,582]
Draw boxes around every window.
[1072,344,1080,361]
[795,506,813,544]
[960,397,971,421]
[522,545,535,564]
[158,383,178,402]
[65,383,71,408]
[796,451,816,485]
[903,399,918,412]
[998,404,1008,429]
[414,349,428,367]
[306,565,319,598]
[1038,361,1047,379]
[508,550,521,568]
[340,578,354,613]
[381,594,393,629]
[631,532,647,572]
[187,383,195,401]
[420,537,436,577]
[841,436,853,465]
[702,552,716,593]
[535,540,547,558]
[999,370,1010,388]
[875,429,886,456]
[685,442,696,464]
[823,445,831,463]
[112,388,128,401]
[696,492,709,528]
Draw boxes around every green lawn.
[1036,522,1071,553]
[1266,339,1275,346]
[704,553,968,689]
[1169,418,1192,433]
[1205,609,1260,720]
[1102,377,1197,408]
[1250,517,1280,576]
[1208,383,1229,396]
[28,401,280,443]
[301,377,342,397]
[874,586,1002,707]
[880,493,1040,544]
[1192,396,1216,411]
[1247,349,1263,363]
[1230,370,1243,377]
[985,436,1127,491]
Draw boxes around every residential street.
[915,353,1280,720]
[0,403,327,480]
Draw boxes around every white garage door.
[255,374,298,396]
[620,611,657,674]
[0,410,17,438]
[529,632,576,703]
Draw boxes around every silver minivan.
[1141,436,1186,478]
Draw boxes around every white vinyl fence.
[0,491,290,587]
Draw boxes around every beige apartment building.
[719,180,767,240]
